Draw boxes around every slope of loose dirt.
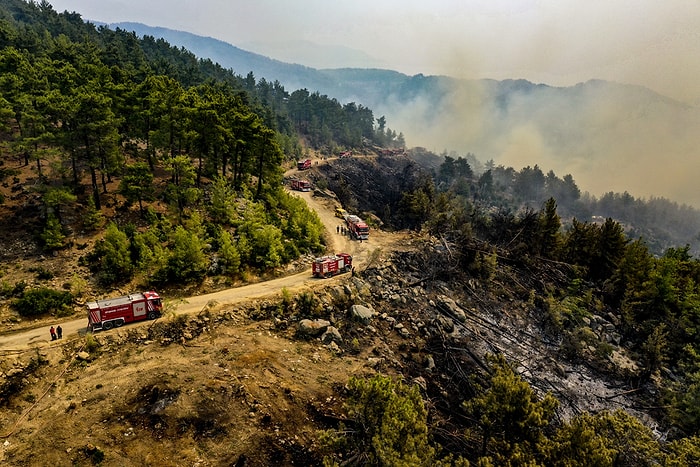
[0,301,387,466]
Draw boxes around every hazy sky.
[48,0,700,103]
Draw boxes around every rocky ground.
[0,234,662,465]
[0,153,664,465]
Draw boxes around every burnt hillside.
[317,154,432,230]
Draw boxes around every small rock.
[367,357,383,367]
[425,354,436,372]
[321,326,343,344]
[412,376,427,392]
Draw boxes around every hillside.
[3,2,700,464]
[109,22,700,211]
[0,155,692,465]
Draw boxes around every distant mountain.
[107,23,421,102]
[109,22,328,92]
[239,39,385,70]
[109,22,700,209]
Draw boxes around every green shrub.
[92,222,134,284]
[82,195,104,231]
[321,374,436,466]
[13,287,73,317]
[84,334,100,355]
[31,266,54,280]
[295,291,320,318]
[12,280,27,297]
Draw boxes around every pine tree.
[324,374,436,466]
[40,212,65,250]
[463,354,558,462]
[218,229,240,275]
[539,197,562,259]
[166,225,208,282]
[94,222,133,284]
[82,194,104,231]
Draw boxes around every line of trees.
[323,360,700,466]
[0,0,395,287]
[434,153,700,254]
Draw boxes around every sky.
[48,0,700,103]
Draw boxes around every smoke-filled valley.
[115,22,700,210]
[377,77,700,209]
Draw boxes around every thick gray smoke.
[377,79,700,208]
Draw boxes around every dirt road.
[0,169,386,351]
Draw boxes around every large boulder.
[329,286,348,301]
[351,304,375,324]
[321,326,343,345]
[436,296,467,322]
[297,319,331,338]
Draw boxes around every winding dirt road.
[0,164,389,351]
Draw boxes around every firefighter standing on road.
[57,325,62,339]
[50,326,57,341]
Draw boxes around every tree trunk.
[71,149,79,187]
[197,153,203,188]
[101,170,108,194]
[256,140,265,199]
[90,166,101,210]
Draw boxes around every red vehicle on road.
[312,253,353,278]
[87,291,163,332]
[290,179,312,191]
[345,215,369,241]
[297,159,312,170]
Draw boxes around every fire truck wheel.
[148,312,157,320]
[103,321,114,330]
[115,319,124,327]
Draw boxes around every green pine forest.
[0,0,405,286]
[4,0,700,464]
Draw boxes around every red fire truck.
[87,291,163,332]
[345,215,370,241]
[297,159,312,170]
[290,179,312,191]
[312,253,353,278]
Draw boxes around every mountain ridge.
[108,21,700,209]
[108,22,686,106]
